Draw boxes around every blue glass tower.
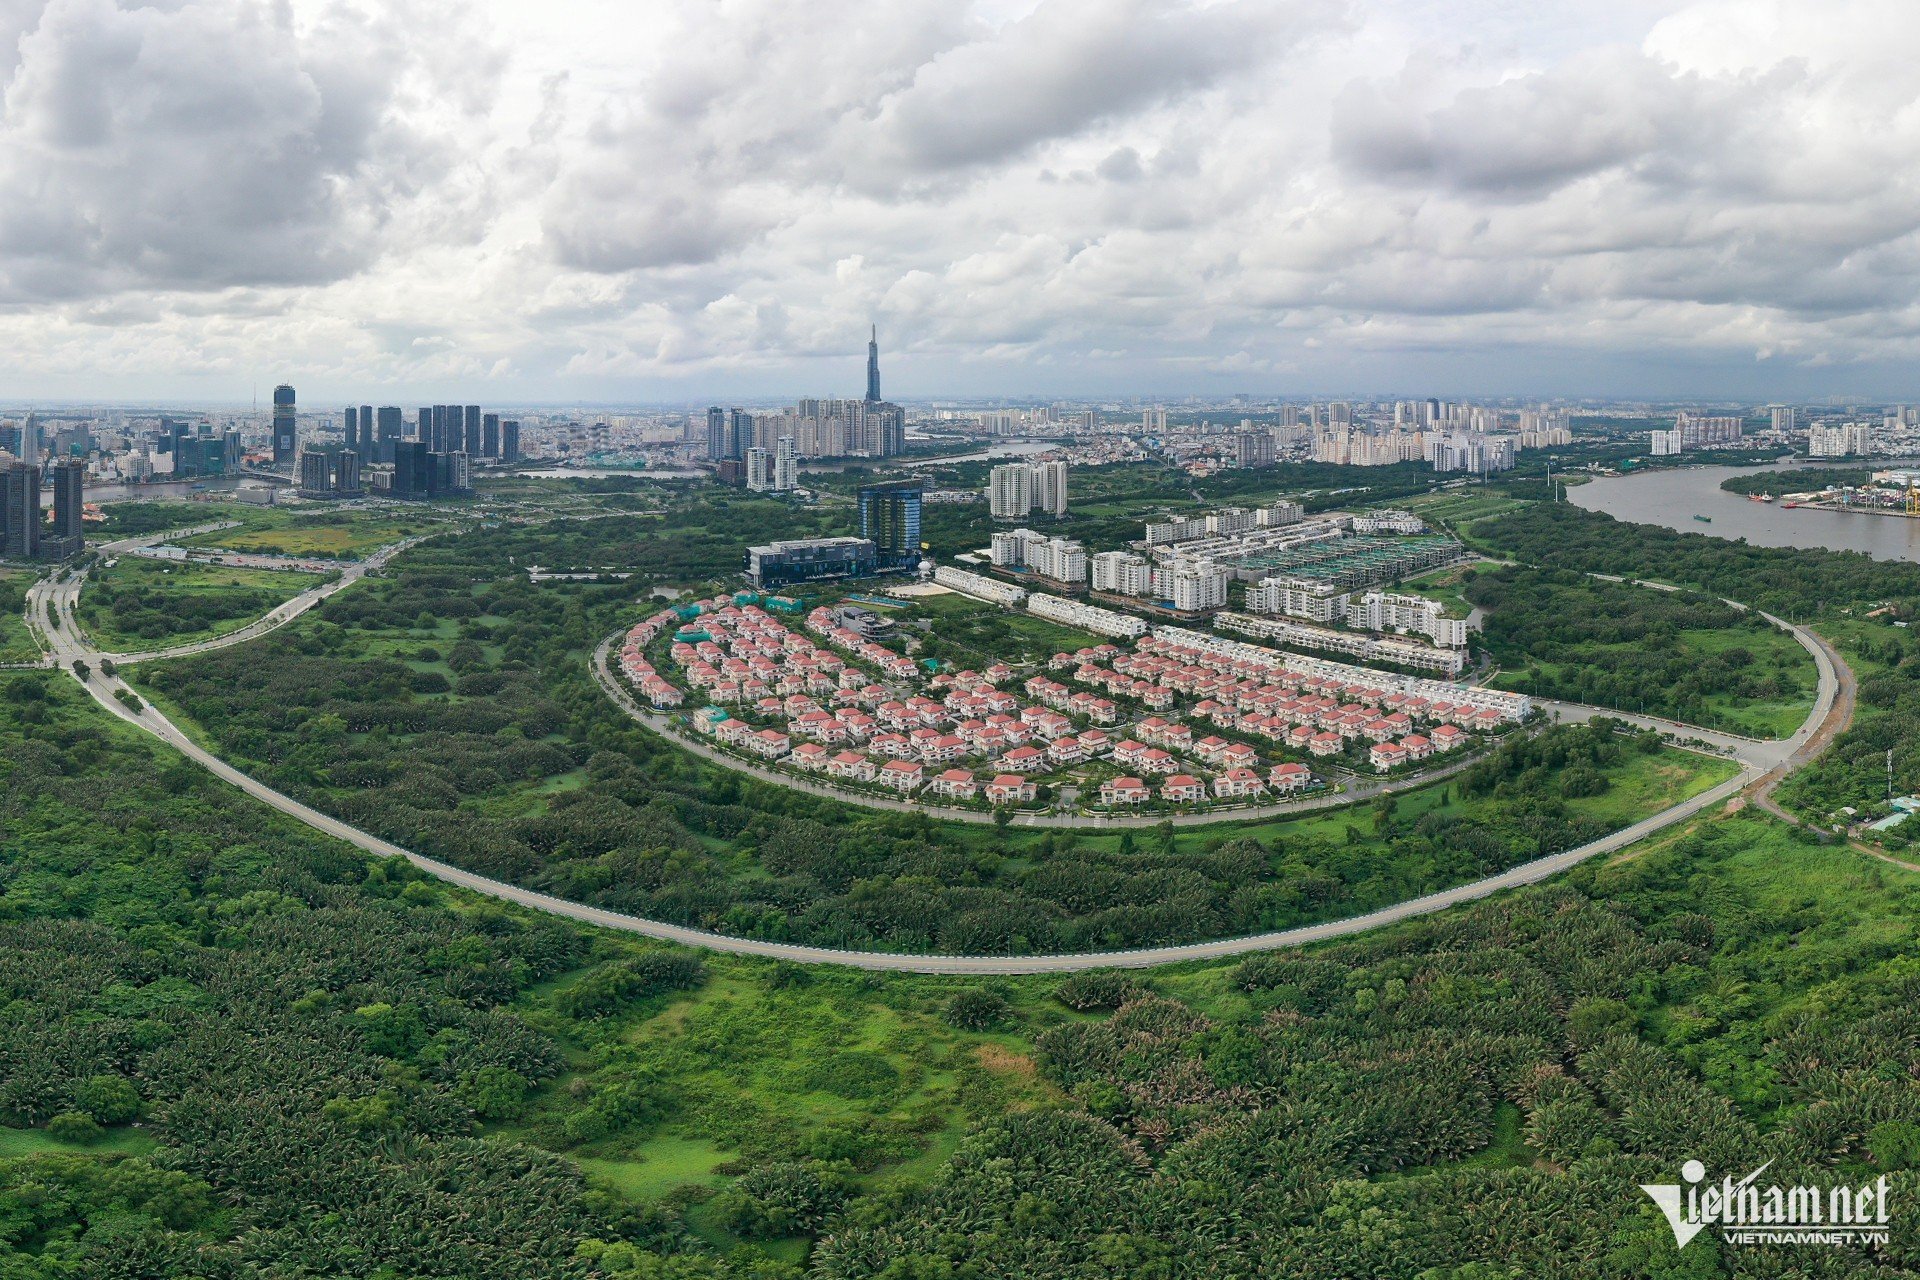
[858,479,921,571]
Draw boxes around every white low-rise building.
[1027,593,1148,639]
[933,565,1028,606]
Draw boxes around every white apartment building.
[991,528,1087,584]
[1091,550,1154,596]
[1348,511,1426,535]
[745,447,772,491]
[1246,576,1350,622]
[1216,612,1467,677]
[1650,427,1683,456]
[1347,591,1471,648]
[988,463,1033,519]
[1028,593,1148,639]
[1153,558,1230,612]
[1033,460,1068,517]
[1029,536,1087,584]
[1146,515,1209,545]
[773,435,797,491]
[1677,413,1743,447]
[1809,423,1874,458]
[1770,405,1796,432]
[988,460,1068,519]
[934,565,1028,606]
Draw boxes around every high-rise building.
[745,447,773,492]
[483,413,501,459]
[501,420,521,462]
[375,406,404,464]
[706,407,728,461]
[989,461,1066,519]
[50,460,83,541]
[0,461,38,559]
[989,463,1034,520]
[1033,460,1068,517]
[359,405,375,455]
[865,324,881,402]
[344,406,358,447]
[773,435,797,491]
[272,385,297,464]
[299,448,363,499]
[857,480,922,570]
[1770,405,1797,433]
[465,405,482,456]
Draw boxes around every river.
[1569,460,1920,563]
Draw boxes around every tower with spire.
[865,324,881,403]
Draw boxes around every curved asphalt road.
[28,526,429,667]
[24,535,1847,975]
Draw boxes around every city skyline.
[4,1,1920,402]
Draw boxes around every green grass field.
[904,590,1110,665]
[1395,561,1497,619]
[177,509,428,559]
[78,557,325,652]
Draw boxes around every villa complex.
[614,590,1527,815]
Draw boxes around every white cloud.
[5,0,1920,399]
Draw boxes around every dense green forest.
[7,668,1920,1276]
[134,512,1723,954]
[0,573,34,663]
[1474,503,1920,619]
[0,674,617,1276]
[1779,622,1920,828]
[1721,467,1873,496]
[1466,565,1817,737]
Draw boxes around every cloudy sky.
[1,0,1917,404]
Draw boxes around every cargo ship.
[1693,514,1712,522]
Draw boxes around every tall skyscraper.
[501,420,521,462]
[464,405,482,455]
[50,460,84,541]
[17,412,36,468]
[376,406,404,463]
[858,480,922,570]
[1033,460,1068,517]
[272,385,297,464]
[359,404,374,455]
[483,413,501,459]
[988,463,1034,519]
[774,435,797,492]
[706,407,727,460]
[745,447,772,492]
[0,461,38,559]
[344,406,358,446]
[865,325,881,402]
[416,406,432,443]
